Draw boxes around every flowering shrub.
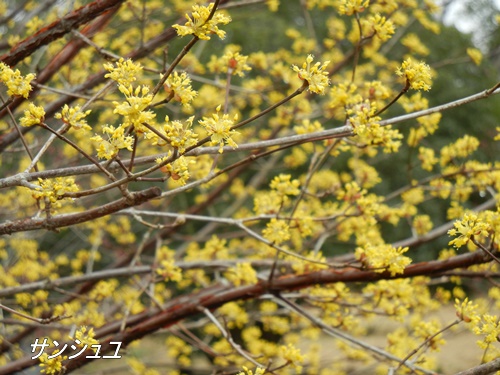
[0,1,499,374]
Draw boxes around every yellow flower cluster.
[165,336,193,367]
[104,57,143,85]
[348,101,403,153]
[73,326,99,353]
[113,84,155,131]
[367,14,395,41]
[173,3,231,40]
[448,213,490,248]
[337,0,369,15]
[155,246,182,282]
[473,314,500,349]
[356,244,411,276]
[32,177,79,206]
[208,50,252,77]
[199,105,239,153]
[455,298,500,353]
[39,352,66,375]
[294,118,323,134]
[401,33,430,56]
[148,115,198,154]
[262,218,290,244]
[396,58,432,91]
[292,54,330,94]
[413,319,446,349]
[20,103,45,127]
[224,262,258,286]
[408,113,441,147]
[218,302,249,329]
[55,104,92,131]
[89,280,118,301]
[91,125,134,160]
[127,358,161,375]
[467,47,482,66]
[440,135,479,166]
[0,62,36,98]
[236,366,265,375]
[418,146,438,171]
[412,214,433,235]
[164,71,198,107]
[270,174,301,197]
[280,343,305,372]
[156,153,195,186]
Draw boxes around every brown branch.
[1,248,493,374]
[0,186,161,235]
[454,358,500,375]
[0,0,125,66]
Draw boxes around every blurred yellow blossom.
[467,48,482,66]
[337,0,369,15]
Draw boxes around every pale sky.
[442,0,499,33]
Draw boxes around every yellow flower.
[164,71,198,106]
[418,146,438,171]
[0,62,36,98]
[270,174,300,196]
[266,0,279,11]
[156,259,182,282]
[89,280,118,301]
[253,190,282,215]
[32,177,79,204]
[54,104,92,130]
[104,57,143,86]
[20,103,45,127]
[156,153,195,186]
[91,125,134,160]
[198,105,239,153]
[154,115,198,154]
[454,297,479,323]
[218,302,249,329]
[237,366,265,375]
[401,33,430,56]
[367,14,395,41]
[292,54,330,94]
[473,314,500,349]
[413,214,433,235]
[262,218,290,245]
[208,50,252,77]
[39,352,67,375]
[224,262,258,286]
[495,126,500,141]
[467,48,482,66]
[440,135,479,166]
[355,244,411,276]
[173,3,231,40]
[337,0,369,15]
[73,326,99,352]
[113,84,155,131]
[396,58,432,91]
[294,119,323,134]
[280,343,305,372]
[448,213,490,248]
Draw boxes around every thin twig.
[274,295,437,375]
[200,307,266,369]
